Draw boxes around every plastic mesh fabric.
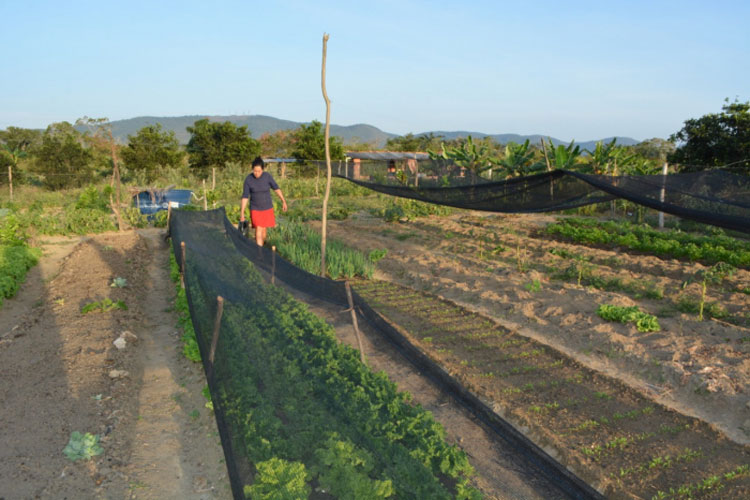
[168,208,604,500]
[327,159,750,233]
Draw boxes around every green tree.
[32,122,94,189]
[0,127,42,181]
[258,129,296,158]
[669,98,750,173]
[0,126,42,153]
[121,124,185,181]
[385,132,443,152]
[186,119,260,175]
[291,120,345,165]
[631,137,675,162]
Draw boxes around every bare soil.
[325,212,750,445]
[0,229,230,499]
[316,211,750,498]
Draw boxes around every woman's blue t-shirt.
[242,172,279,211]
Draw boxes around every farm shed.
[345,151,430,180]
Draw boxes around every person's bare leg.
[255,226,263,246]
[260,227,268,246]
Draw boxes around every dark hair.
[252,156,265,169]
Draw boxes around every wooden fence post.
[658,162,668,229]
[180,241,186,288]
[8,166,12,202]
[271,245,276,285]
[207,296,225,379]
[345,281,366,364]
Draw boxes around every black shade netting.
[320,159,750,234]
[169,209,504,499]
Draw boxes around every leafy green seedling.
[202,385,214,410]
[81,298,128,314]
[697,262,735,321]
[596,304,660,332]
[63,431,103,461]
[111,277,127,288]
[525,279,542,292]
[368,249,387,264]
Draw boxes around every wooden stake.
[658,162,668,229]
[345,281,366,364]
[107,127,125,232]
[202,179,208,211]
[212,168,217,208]
[8,166,12,202]
[271,245,276,285]
[208,296,225,378]
[540,137,552,172]
[540,137,554,199]
[180,241,186,288]
[320,33,333,278]
[167,203,172,228]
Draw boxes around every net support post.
[207,296,225,379]
[658,162,668,229]
[271,245,276,285]
[180,241,186,289]
[345,281,366,364]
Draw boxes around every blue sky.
[1,0,747,141]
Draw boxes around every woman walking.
[240,157,288,246]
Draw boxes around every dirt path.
[0,230,230,499]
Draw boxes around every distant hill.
[103,115,395,147]
[101,114,639,150]
[422,131,639,151]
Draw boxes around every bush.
[75,185,112,211]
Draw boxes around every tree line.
[0,98,747,190]
[384,98,749,178]
[0,118,346,189]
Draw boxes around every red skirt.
[250,208,276,228]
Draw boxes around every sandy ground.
[324,212,750,446]
[0,229,230,499]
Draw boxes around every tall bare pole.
[658,162,668,229]
[320,33,333,277]
[107,127,125,231]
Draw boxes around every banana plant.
[544,138,582,170]
[0,144,27,169]
[585,138,619,175]
[431,135,500,180]
[495,139,546,178]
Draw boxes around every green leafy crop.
[596,304,661,332]
[80,298,127,314]
[63,431,103,461]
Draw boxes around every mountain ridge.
[102,114,641,150]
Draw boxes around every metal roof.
[345,151,431,160]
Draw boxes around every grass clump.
[268,220,374,279]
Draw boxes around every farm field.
[315,210,750,498]
[0,229,230,499]
[2,175,749,498]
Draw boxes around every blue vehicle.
[132,189,193,215]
